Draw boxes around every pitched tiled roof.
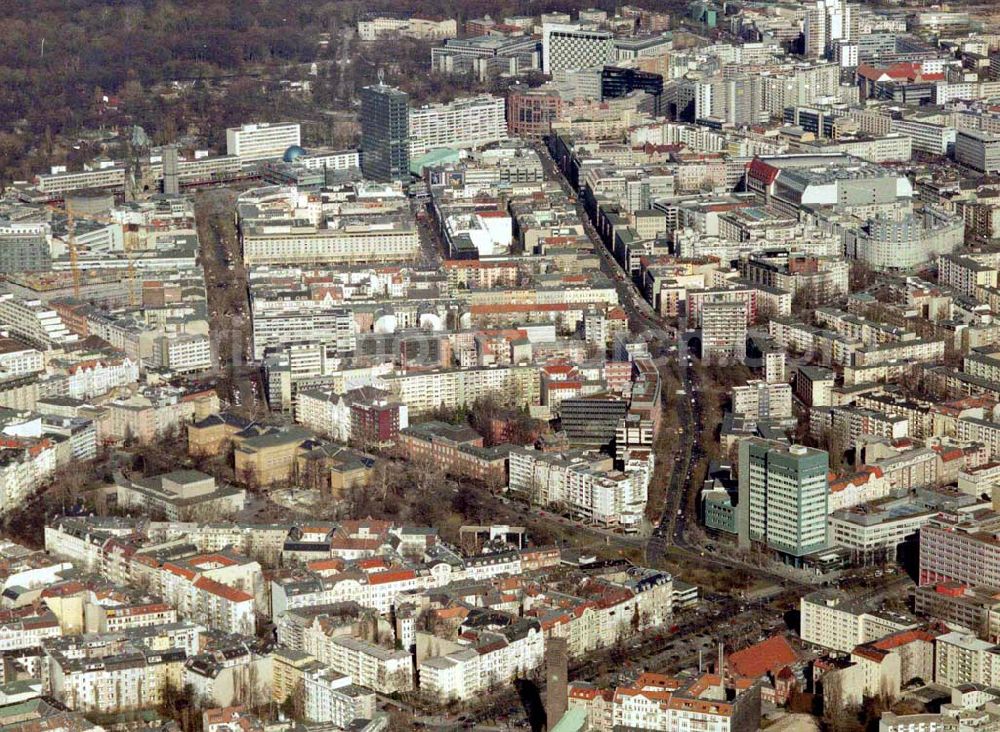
[727,635,799,678]
[193,576,253,603]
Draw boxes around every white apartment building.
[701,299,748,365]
[302,667,377,725]
[731,380,792,420]
[829,407,909,448]
[938,254,998,297]
[828,469,890,512]
[852,339,946,368]
[377,365,540,416]
[152,334,212,374]
[0,343,44,377]
[827,134,912,163]
[0,294,77,349]
[318,636,413,694]
[419,622,545,702]
[571,673,760,732]
[542,24,614,74]
[800,590,918,653]
[845,209,964,274]
[508,448,650,530]
[958,462,1000,496]
[241,220,420,267]
[294,150,361,171]
[64,357,140,401]
[191,577,256,636]
[251,308,355,360]
[419,648,482,702]
[765,351,788,384]
[958,417,1000,462]
[274,568,426,618]
[0,613,61,651]
[47,644,186,713]
[0,439,60,516]
[296,389,351,441]
[156,559,258,636]
[408,96,508,158]
[226,123,302,162]
[935,632,1000,688]
[44,520,120,574]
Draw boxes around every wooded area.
[0,0,642,184]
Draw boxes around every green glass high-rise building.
[738,439,829,561]
[360,81,410,182]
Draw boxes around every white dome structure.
[419,313,444,331]
[373,314,398,334]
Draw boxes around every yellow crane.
[58,201,138,306]
[122,221,138,307]
[64,199,81,300]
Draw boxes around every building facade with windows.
[360,84,410,182]
[226,123,302,162]
[738,440,829,560]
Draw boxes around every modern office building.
[360,82,410,182]
[35,167,127,197]
[506,85,564,139]
[954,129,1000,173]
[559,395,629,448]
[225,123,302,162]
[920,511,1000,588]
[612,34,673,61]
[542,24,614,75]
[738,440,830,561]
[0,231,51,274]
[431,36,541,80]
[601,67,664,110]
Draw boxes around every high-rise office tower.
[542,23,614,75]
[360,77,410,182]
[738,440,829,561]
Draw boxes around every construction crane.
[123,221,139,307]
[64,199,81,299]
[57,201,138,306]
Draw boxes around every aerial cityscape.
[7,0,1000,730]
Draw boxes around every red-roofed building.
[839,624,942,706]
[192,576,255,635]
[727,635,801,679]
[856,62,945,98]
[569,672,761,730]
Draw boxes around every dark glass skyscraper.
[360,82,410,182]
[601,66,664,114]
